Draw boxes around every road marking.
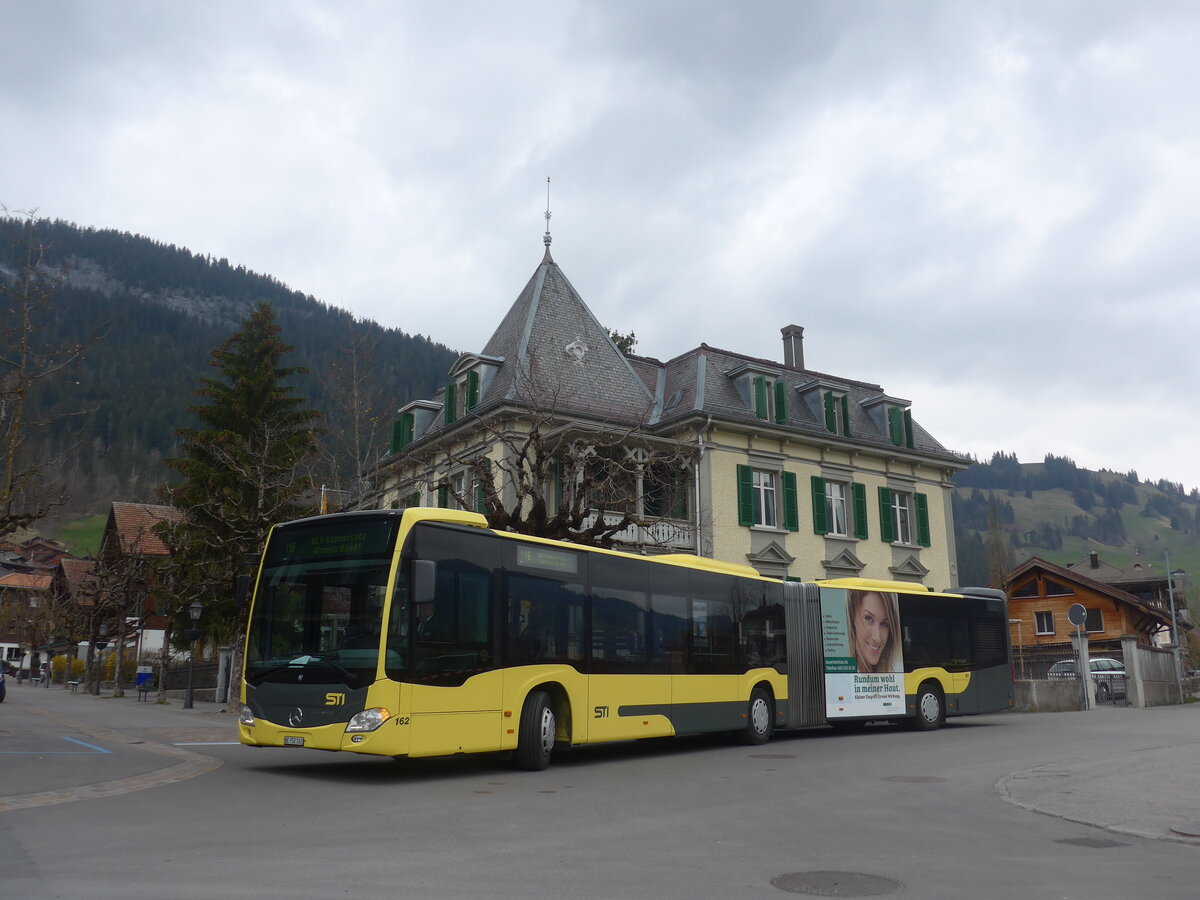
[61,736,113,754]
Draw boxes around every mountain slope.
[0,216,458,517]
[953,452,1200,587]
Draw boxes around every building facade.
[368,241,968,588]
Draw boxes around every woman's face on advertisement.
[854,593,891,668]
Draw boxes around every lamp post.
[92,624,109,696]
[43,641,52,688]
[183,600,203,710]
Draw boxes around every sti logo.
[325,693,346,706]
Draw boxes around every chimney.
[1089,551,1099,569]
[781,324,804,369]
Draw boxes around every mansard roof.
[391,242,962,468]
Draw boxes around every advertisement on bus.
[821,587,905,718]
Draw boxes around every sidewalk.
[1,680,239,813]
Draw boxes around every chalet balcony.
[585,511,696,552]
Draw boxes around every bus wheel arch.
[911,680,945,731]
[740,683,775,745]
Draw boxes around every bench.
[137,683,155,701]
[66,680,80,692]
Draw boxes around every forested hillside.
[0,217,458,518]
[953,451,1200,588]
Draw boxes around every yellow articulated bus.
[238,508,1012,769]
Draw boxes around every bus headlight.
[238,705,255,726]
[345,708,391,733]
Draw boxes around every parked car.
[1047,657,1127,701]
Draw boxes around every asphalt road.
[2,684,1198,900]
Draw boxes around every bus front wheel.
[911,683,945,731]
[516,690,556,770]
[740,686,774,745]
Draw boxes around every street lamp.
[183,600,203,709]
[43,641,52,689]
[92,624,109,696]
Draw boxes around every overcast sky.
[4,1,1199,490]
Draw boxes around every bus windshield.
[244,515,401,690]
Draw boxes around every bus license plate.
[283,736,305,747]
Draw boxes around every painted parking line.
[0,736,112,755]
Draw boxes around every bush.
[50,655,87,683]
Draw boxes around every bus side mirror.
[234,574,251,607]
[412,560,436,605]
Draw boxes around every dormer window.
[444,370,480,425]
[390,401,440,454]
[798,379,851,437]
[728,365,788,425]
[443,354,502,427]
[862,394,915,449]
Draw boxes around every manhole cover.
[772,871,902,896]
[882,775,945,783]
[1056,837,1127,849]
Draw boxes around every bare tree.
[318,318,387,509]
[398,359,699,550]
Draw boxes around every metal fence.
[1013,643,1078,681]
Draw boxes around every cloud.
[4,1,1199,488]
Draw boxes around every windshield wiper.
[248,653,356,683]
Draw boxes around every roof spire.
[542,177,553,259]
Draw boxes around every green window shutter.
[737,465,754,526]
[810,476,828,535]
[840,395,851,436]
[773,380,788,424]
[878,487,895,543]
[409,491,420,508]
[753,376,768,420]
[852,482,869,540]
[443,383,457,424]
[437,484,449,508]
[782,471,799,532]
[903,409,914,448]
[389,500,400,509]
[466,370,480,410]
[915,492,931,547]
[389,419,404,454]
[888,407,903,446]
[553,459,563,512]
[474,480,486,514]
[823,391,837,432]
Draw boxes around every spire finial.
[543,177,552,248]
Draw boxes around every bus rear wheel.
[740,687,774,745]
[515,690,556,770]
[911,682,945,731]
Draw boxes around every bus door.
[403,526,503,757]
[588,557,670,741]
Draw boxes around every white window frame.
[752,469,777,528]
[891,490,912,545]
[1035,611,1054,635]
[825,480,848,537]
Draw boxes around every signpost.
[1068,603,1088,708]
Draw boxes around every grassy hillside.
[954,454,1200,597]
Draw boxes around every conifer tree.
[161,303,322,700]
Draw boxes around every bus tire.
[515,690,556,771]
[911,682,945,731]
[740,686,774,745]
